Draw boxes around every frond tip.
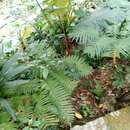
[63,55,92,76]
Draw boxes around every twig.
[0,19,16,30]
[35,0,43,10]
[35,0,53,27]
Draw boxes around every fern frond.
[51,70,77,95]
[43,79,75,124]
[35,78,75,127]
[63,55,92,76]
[0,122,17,130]
[35,94,59,129]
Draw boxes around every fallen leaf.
[75,112,83,119]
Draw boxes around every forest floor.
[71,59,130,125]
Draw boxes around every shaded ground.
[71,59,130,125]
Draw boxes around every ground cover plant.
[1,0,130,130]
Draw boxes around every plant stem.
[35,0,53,27]
[112,49,117,68]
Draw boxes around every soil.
[71,60,130,126]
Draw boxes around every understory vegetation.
[1,0,130,130]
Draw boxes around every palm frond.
[114,38,130,57]
[70,4,130,60]
[84,36,115,58]
[69,26,99,45]
[84,36,130,58]
[70,8,125,45]
[104,0,130,8]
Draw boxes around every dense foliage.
[1,0,130,130]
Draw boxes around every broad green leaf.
[53,0,69,7]
[21,25,33,40]
[5,80,30,88]
[2,53,20,74]
[0,99,16,121]
[43,67,49,79]
[5,65,30,80]
[50,8,67,16]
[91,82,103,97]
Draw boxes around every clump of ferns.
[30,57,92,129]
[18,42,92,129]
